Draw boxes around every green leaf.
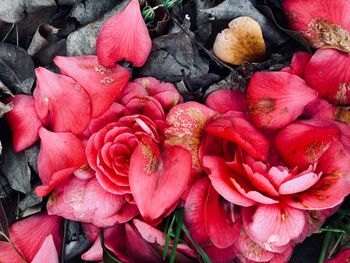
[163,212,176,259]
[319,231,334,263]
[169,208,184,263]
[99,231,123,263]
[182,224,211,263]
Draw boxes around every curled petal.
[35,128,86,197]
[6,95,42,152]
[304,49,350,105]
[34,67,91,134]
[203,156,256,207]
[54,55,130,118]
[204,111,269,161]
[247,72,317,129]
[96,0,151,67]
[205,89,247,113]
[129,136,192,222]
[275,121,339,170]
[47,176,139,227]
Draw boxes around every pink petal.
[247,71,317,129]
[8,212,62,262]
[283,0,350,50]
[5,95,42,152]
[129,136,192,222]
[278,167,322,195]
[35,128,86,197]
[47,176,139,227]
[33,67,91,134]
[275,121,339,170]
[96,0,151,67]
[242,204,306,247]
[204,245,237,263]
[31,234,59,263]
[81,237,103,261]
[281,51,312,77]
[204,112,269,161]
[205,89,247,113]
[284,141,350,210]
[304,49,350,105]
[203,155,256,206]
[165,102,215,174]
[54,55,130,118]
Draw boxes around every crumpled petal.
[281,51,312,77]
[35,128,86,197]
[247,71,317,129]
[96,0,151,67]
[129,136,192,222]
[47,176,139,227]
[33,67,91,134]
[54,55,130,118]
[5,95,42,152]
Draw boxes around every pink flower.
[96,0,152,67]
[0,212,62,263]
[7,56,191,225]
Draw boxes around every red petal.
[327,248,350,263]
[31,234,59,263]
[129,136,192,221]
[184,177,211,246]
[165,102,215,174]
[203,156,256,206]
[242,204,306,247]
[54,55,130,118]
[205,89,247,113]
[33,67,91,134]
[204,112,269,161]
[247,72,317,129]
[5,95,42,152]
[35,128,86,197]
[281,51,312,77]
[205,183,241,248]
[284,141,350,210]
[275,121,339,170]
[8,212,62,262]
[96,0,151,67]
[283,0,350,50]
[0,242,24,263]
[47,176,139,227]
[204,245,237,263]
[304,49,350,105]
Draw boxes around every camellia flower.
[0,212,62,263]
[164,49,350,261]
[96,0,152,67]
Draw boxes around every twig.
[169,14,241,81]
[2,23,15,42]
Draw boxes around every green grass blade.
[169,209,184,263]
